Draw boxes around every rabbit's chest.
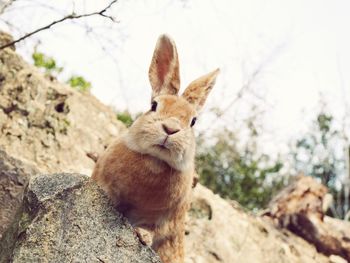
[118,163,191,226]
[124,168,187,209]
[120,176,190,227]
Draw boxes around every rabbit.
[92,34,219,263]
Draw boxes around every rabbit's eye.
[151,101,158,111]
[190,117,197,127]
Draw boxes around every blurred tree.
[196,107,286,211]
[291,109,349,218]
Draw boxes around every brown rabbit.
[92,34,219,263]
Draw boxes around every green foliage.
[292,110,348,218]
[197,128,285,211]
[67,76,91,92]
[117,111,134,127]
[32,51,63,74]
[32,49,90,92]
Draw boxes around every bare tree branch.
[0,0,118,50]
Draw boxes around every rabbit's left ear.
[182,69,219,111]
[149,35,180,98]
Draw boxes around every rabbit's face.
[123,34,219,172]
[125,95,197,171]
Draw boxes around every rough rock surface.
[0,31,15,50]
[0,45,125,175]
[264,175,350,262]
[185,184,332,263]
[12,173,161,263]
[0,150,37,263]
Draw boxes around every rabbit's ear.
[149,35,180,98]
[182,69,219,111]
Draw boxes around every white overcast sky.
[1,0,350,153]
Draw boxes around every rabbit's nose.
[162,124,180,135]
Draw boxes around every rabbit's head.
[124,35,219,172]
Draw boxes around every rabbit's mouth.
[154,144,170,152]
[156,144,168,150]
[161,136,168,146]
[155,136,170,150]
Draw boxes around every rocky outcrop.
[264,175,350,262]
[0,44,125,175]
[185,184,332,263]
[0,150,37,263]
[12,173,161,263]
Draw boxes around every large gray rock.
[0,149,36,263]
[12,173,161,263]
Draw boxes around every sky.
[1,0,350,154]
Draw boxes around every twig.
[0,0,118,50]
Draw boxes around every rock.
[0,31,15,50]
[265,174,328,224]
[0,38,125,175]
[329,255,348,263]
[185,184,331,263]
[263,175,350,261]
[0,149,37,263]
[12,173,161,263]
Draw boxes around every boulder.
[12,173,161,263]
[0,149,37,263]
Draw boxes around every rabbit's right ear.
[148,35,180,99]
